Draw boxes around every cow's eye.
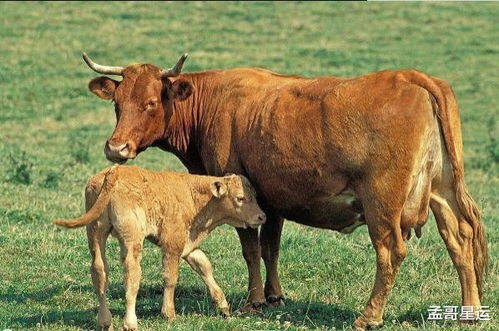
[145,99,157,110]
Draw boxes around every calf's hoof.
[98,325,113,331]
[266,295,285,307]
[353,316,383,331]
[123,319,138,330]
[161,310,176,321]
[219,306,231,318]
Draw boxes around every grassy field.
[0,2,497,330]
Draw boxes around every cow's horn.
[161,53,188,78]
[82,52,124,76]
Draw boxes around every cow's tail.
[53,166,119,229]
[399,70,488,299]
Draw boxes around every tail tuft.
[456,179,488,299]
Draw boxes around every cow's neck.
[162,72,220,173]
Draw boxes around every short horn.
[161,53,188,78]
[82,52,124,76]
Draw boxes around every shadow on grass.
[5,282,436,330]
[0,285,63,304]
[9,308,96,330]
[6,283,220,329]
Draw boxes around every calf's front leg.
[184,249,230,316]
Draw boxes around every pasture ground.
[0,2,497,330]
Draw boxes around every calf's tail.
[53,166,118,229]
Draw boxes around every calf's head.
[83,53,193,163]
[209,174,266,229]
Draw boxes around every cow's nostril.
[258,215,266,222]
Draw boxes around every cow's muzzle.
[105,141,136,163]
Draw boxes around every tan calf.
[54,165,266,330]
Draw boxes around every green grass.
[0,2,497,330]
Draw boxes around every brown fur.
[85,61,487,328]
[54,166,265,330]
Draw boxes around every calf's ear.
[170,79,193,101]
[88,76,119,100]
[210,180,227,198]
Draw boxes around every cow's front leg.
[260,215,285,307]
[236,227,265,311]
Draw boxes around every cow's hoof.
[266,295,285,307]
[98,325,113,331]
[240,300,265,313]
[353,316,383,330]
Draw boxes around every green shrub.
[67,125,99,164]
[6,151,33,185]
[43,170,61,189]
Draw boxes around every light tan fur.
[54,166,265,331]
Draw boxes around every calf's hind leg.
[161,250,181,320]
[85,183,113,331]
[184,249,230,316]
[87,221,113,331]
[118,236,144,331]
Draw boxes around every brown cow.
[54,166,266,330]
[82,53,488,330]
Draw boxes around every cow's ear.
[210,180,227,198]
[170,79,193,101]
[88,76,119,100]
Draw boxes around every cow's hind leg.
[236,227,266,311]
[353,177,408,330]
[260,214,285,306]
[430,189,481,310]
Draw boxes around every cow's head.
[83,53,193,163]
